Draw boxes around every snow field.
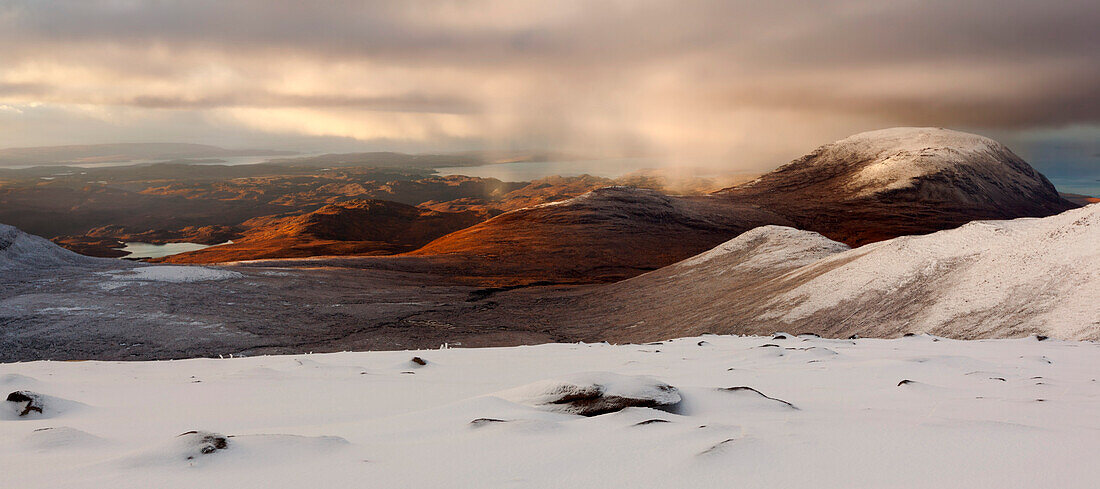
[2,334,1097,488]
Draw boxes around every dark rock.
[1036,335,1049,341]
[469,418,507,427]
[177,431,230,459]
[633,419,671,426]
[6,390,44,417]
[410,356,427,366]
[716,386,797,409]
[548,391,679,417]
[507,374,682,416]
[772,334,787,340]
[698,438,737,455]
[897,379,914,386]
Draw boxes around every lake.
[115,241,231,259]
[433,158,663,181]
[1049,177,1100,198]
[1,155,319,170]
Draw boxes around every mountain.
[1061,192,1100,206]
[716,127,1078,246]
[0,143,293,167]
[575,203,1100,341]
[160,199,486,263]
[391,128,1075,284]
[405,186,794,284]
[0,223,106,271]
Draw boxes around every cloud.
[1,0,1098,169]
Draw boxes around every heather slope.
[407,186,794,283]
[386,128,1077,284]
[161,200,485,263]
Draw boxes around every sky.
[1,0,1098,175]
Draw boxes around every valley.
[2,128,1097,362]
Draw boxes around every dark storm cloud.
[1,0,1098,161]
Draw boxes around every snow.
[676,225,850,270]
[102,265,243,283]
[767,204,1100,338]
[801,127,1042,197]
[840,128,1005,193]
[0,223,241,284]
[0,223,104,271]
[1,335,1096,488]
[497,372,682,415]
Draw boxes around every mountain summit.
[718,127,1077,245]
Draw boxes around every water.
[2,155,314,170]
[433,158,662,181]
[115,241,232,259]
[1050,177,1100,198]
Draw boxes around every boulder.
[497,372,681,416]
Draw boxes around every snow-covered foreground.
[2,335,1097,488]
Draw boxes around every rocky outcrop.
[497,372,682,416]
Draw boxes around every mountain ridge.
[570,203,1100,341]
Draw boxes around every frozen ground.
[1,334,1097,488]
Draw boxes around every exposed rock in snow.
[5,391,44,417]
[496,372,682,416]
[22,426,107,451]
[2,390,84,420]
[177,431,230,459]
[715,387,797,409]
